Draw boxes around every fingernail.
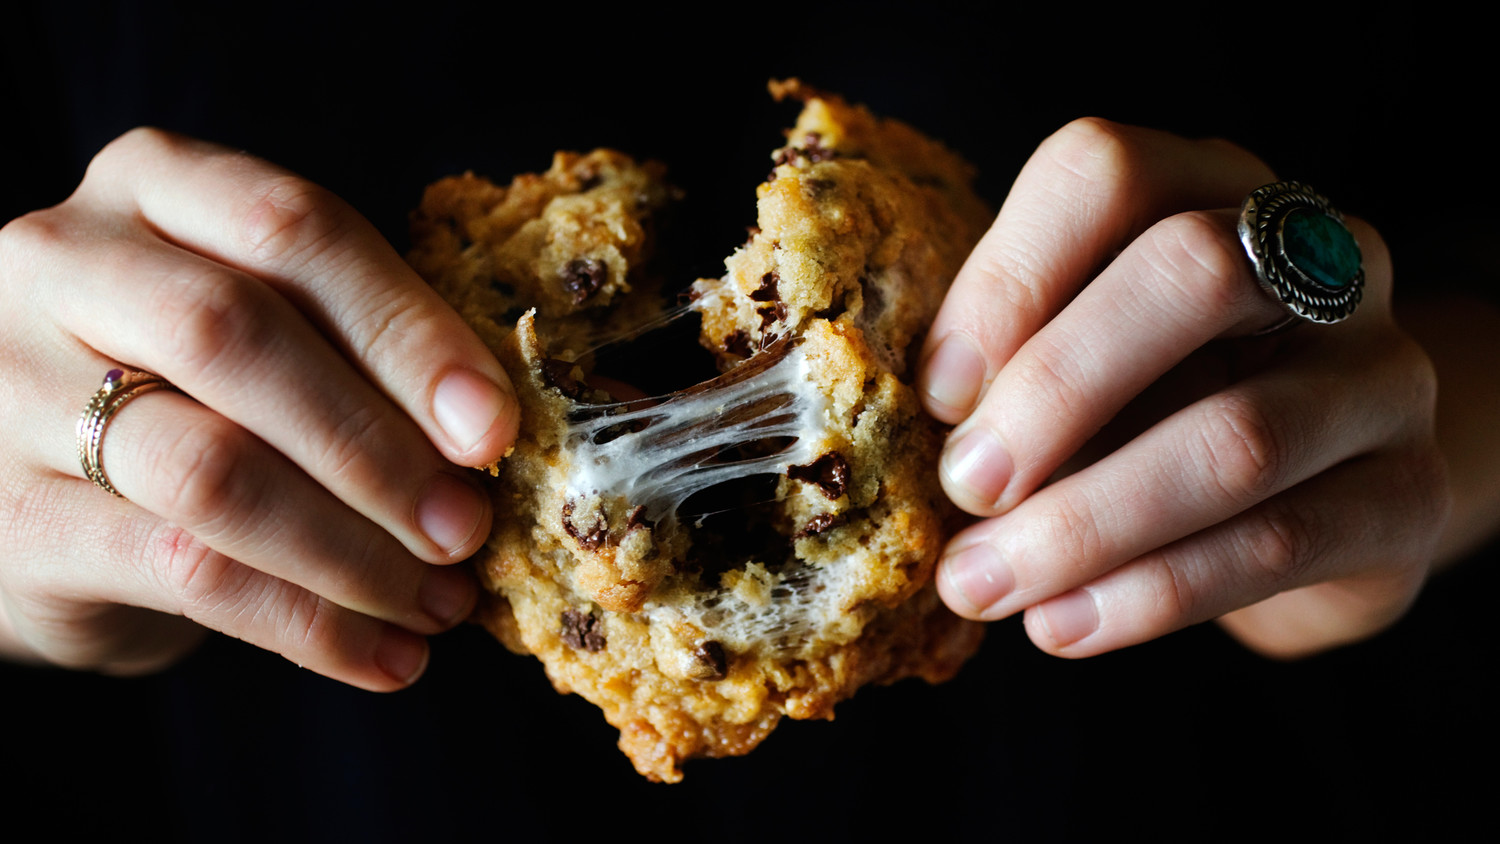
[374,627,429,685]
[941,425,1013,510]
[414,474,485,555]
[420,566,476,626]
[1035,590,1098,647]
[920,333,987,419]
[432,368,508,454]
[941,543,1014,617]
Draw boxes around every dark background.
[4,2,1494,839]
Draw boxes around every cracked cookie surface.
[409,81,991,782]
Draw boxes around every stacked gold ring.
[77,367,173,498]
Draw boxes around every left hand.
[0,129,519,688]
[917,118,1448,659]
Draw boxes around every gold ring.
[76,367,173,498]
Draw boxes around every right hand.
[0,128,520,691]
[916,119,1446,660]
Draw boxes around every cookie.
[408,80,991,782]
[408,148,678,363]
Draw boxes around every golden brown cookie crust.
[409,81,991,782]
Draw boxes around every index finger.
[917,118,1276,425]
[77,127,519,468]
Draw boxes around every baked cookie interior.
[408,80,992,782]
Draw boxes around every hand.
[917,119,1448,659]
[0,128,520,690]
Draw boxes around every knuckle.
[1020,490,1106,579]
[1410,445,1451,520]
[283,591,343,655]
[957,226,1048,311]
[148,523,239,610]
[1411,349,1440,417]
[111,125,177,154]
[1389,444,1451,555]
[1240,503,1318,586]
[1154,555,1198,625]
[1392,334,1440,419]
[237,175,350,269]
[1195,391,1285,505]
[88,127,175,178]
[148,417,269,540]
[0,211,67,281]
[82,128,200,200]
[341,290,443,379]
[151,524,340,659]
[1011,331,1092,426]
[149,267,277,380]
[150,523,321,654]
[1140,212,1253,322]
[1040,117,1142,189]
[316,402,395,489]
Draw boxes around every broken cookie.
[408,80,991,782]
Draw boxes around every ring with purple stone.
[1238,181,1364,333]
[76,367,174,498]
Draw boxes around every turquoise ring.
[1238,181,1364,330]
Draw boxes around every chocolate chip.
[693,641,727,681]
[750,271,780,302]
[562,501,608,550]
[751,272,786,330]
[814,290,848,321]
[540,359,585,399]
[561,258,607,305]
[625,505,654,531]
[801,132,835,163]
[804,177,836,197]
[561,609,607,652]
[795,513,846,538]
[758,304,785,332]
[789,452,850,500]
[771,134,836,170]
[724,329,754,359]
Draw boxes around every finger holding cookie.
[0,128,521,689]
[918,118,1449,659]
